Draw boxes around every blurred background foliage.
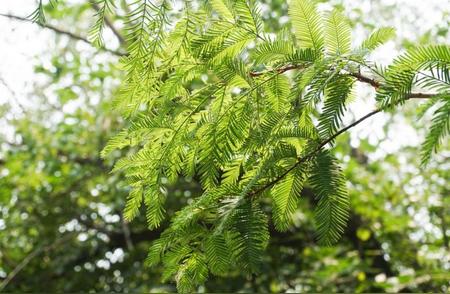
[0,0,449,292]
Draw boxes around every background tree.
[0,0,448,292]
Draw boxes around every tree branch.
[247,63,437,197]
[249,108,380,197]
[249,88,433,198]
[0,13,126,57]
[250,65,437,99]
[348,72,381,88]
[350,72,436,99]
[249,65,305,77]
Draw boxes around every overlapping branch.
[249,64,436,99]
[248,65,437,198]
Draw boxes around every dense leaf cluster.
[29,0,449,291]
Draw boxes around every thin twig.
[0,13,126,57]
[348,72,381,88]
[249,63,438,197]
[249,83,436,198]
[249,109,381,197]
[249,65,437,99]
[249,64,306,77]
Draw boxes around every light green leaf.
[289,0,324,51]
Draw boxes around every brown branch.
[91,2,126,46]
[0,13,126,57]
[349,73,435,99]
[248,75,437,198]
[348,72,381,88]
[247,63,438,197]
[250,81,438,197]
[250,86,429,196]
[249,65,306,77]
[407,92,436,99]
[249,108,381,197]
[248,97,419,197]
[250,65,437,99]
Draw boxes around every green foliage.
[420,95,450,165]
[57,0,449,290]
[226,200,270,272]
[88,0,115,48]
[205,234,232,275]
[309,151,349,245]
[144,187,167,229]
[123,185,143,221]
[28,0,59,24]
[376,45,450,108]
[360,27,396,51]
[271,164,310,231]
[3,0,449,292]
[175,252,209,293]
[324,9,351,54]
[92,0,450,291]
[318,75,354,140]
[289,0,324,51]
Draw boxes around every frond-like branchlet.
[324,9,351,55]
[420,95,450,166]
[318,75,354,141]
[309,151,350,245]
[97,1,450,289]
[360,27,396,51]
[28,0,58,24]
[88,0,115,48]
[271,164,310,231]
[289,0,324,52]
